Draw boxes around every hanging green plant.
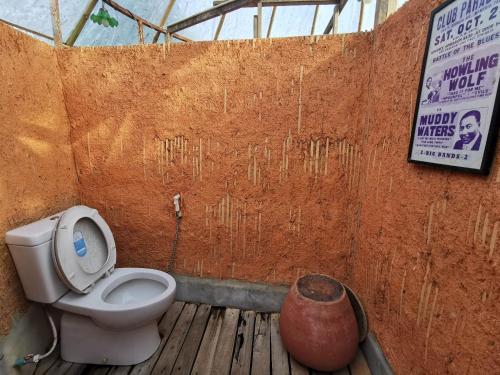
[90,6,119,28]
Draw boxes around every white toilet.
[5,205,176,365]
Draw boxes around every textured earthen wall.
[350,0,500,373]
[13,0,495,372]
[0,24,79,334]
[57,35,372,286]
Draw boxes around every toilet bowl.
[56,268,176,365]
[5,205,177,366]
[54,268,176,329]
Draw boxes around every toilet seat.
[52,205,116,294]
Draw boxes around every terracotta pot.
[279,274,359,371]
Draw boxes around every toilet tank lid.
[5,212,64,247]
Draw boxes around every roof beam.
[65,0,98,46]
[332,4,339,33]
[256,0,262,38]
[0,17,55,41]
[323,0,346,34]
[137,20,145,43]
[310,4,319,35]
[388,0,398,16]
[358,0,364,31]
[50,0,63,47]
[152,0,176,43]
[266,6,277,37]
[214,0,337,6]
[214,13,226,40]
[166,0,255,34]
[374,0,389,26]
[103,0,191,42]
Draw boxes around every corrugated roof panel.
[0,0,409,46]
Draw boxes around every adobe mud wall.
[0,24,78,334]
[56,35,372,286]
[350,0,500,373]
[4,0,494,372]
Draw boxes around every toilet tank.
[5,213,68,303]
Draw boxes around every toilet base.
[60,312,161,365]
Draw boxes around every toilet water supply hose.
[169,193,182,273]
[14,307,58,367]
[14,194,182,367]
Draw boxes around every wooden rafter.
[102,0,191,42]
[65,0,98,46]
[152,0,176,43]
[257,1,262,38]
[310,4,319,35]
[388,0,398,17]
[137,20,145,43]
[214,0,337,6]
[323,0,347,34]
[214,14,226,40]
[374,0,389,26]
[332,4,339,33]
[50,0,63,47]
[266,6,277,37]
[166,0,255,34]
[358,0,364,31]
[0,17,55,41]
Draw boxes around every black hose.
[168,214,181,273]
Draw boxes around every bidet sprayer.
[173,194,182,218]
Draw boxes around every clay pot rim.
[293,273,347,305]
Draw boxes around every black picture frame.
[407,0,500,175]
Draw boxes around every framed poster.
[408,0,500,174]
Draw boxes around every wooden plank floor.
[34,302,372,375]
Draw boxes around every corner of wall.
[0,22,79,335]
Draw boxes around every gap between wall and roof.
[0,0,397,47]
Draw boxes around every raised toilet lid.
[52,205,116,294]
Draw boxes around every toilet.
[5,205,176,365]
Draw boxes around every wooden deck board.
[171,304,212,375]
[66,363,86,375]
[191,308,225,375]
[42,303,372,375]
[152,303,198,375]
[270,313,289,375]
[33,345,60,374]
[210,308,240,375]
[230,310,255,375]
[251,313,271,375]
[85,365,111,374]
[45,359,75,374]
[107,365,132,374]
[130,301,185,375]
